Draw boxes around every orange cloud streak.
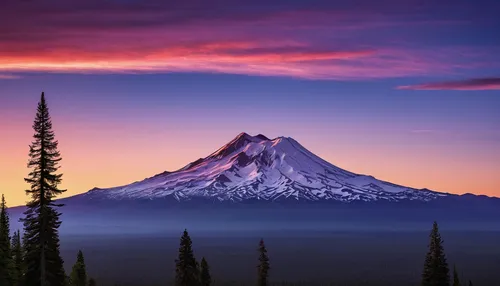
[0,41,376,77]
[0,42,455,80]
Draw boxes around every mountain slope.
[80,133,446,202]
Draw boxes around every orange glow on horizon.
[1,116,499,207]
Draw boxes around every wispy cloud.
[397,77,500,90]
[0,46,479,80]
[0,0,498,80]
[0,74,21,79]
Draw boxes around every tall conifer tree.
[199,257,212,286]
[452,265,461,286]
[421,221,450,286]
[69,250,87,286]
[11,230,23,286]
[22,92,66,286]
[175,229,199,286]
[0,194,13,285]
[257,239,270,286]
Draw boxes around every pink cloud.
[397,77,500,90]
[0,46,457,80]
[0,0,497,80]
[0,46,479,80]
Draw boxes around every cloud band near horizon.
[397,78,500,90]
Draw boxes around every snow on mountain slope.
[83,133,446,202]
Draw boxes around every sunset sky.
[1,0,499,206]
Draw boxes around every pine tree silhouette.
[175,229,199,286]
[11,230,23,286]
[421,221,450,286]
[257,238,270,286]
[199,257,212,286]
[0,194,13,285]
[22,92,66,286]
[70,250,87,286]
[452,265,461,286]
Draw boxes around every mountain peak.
[234,132,270,142]
[81,133,445,203]
[235,132,252,139]
[255,134,270,141]
[208,132,268,159]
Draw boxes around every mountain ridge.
[79,132,449,203]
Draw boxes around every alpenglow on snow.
[84,133,445,202]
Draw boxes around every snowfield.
[84,132,447,202]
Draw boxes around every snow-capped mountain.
[81,132,446,202]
